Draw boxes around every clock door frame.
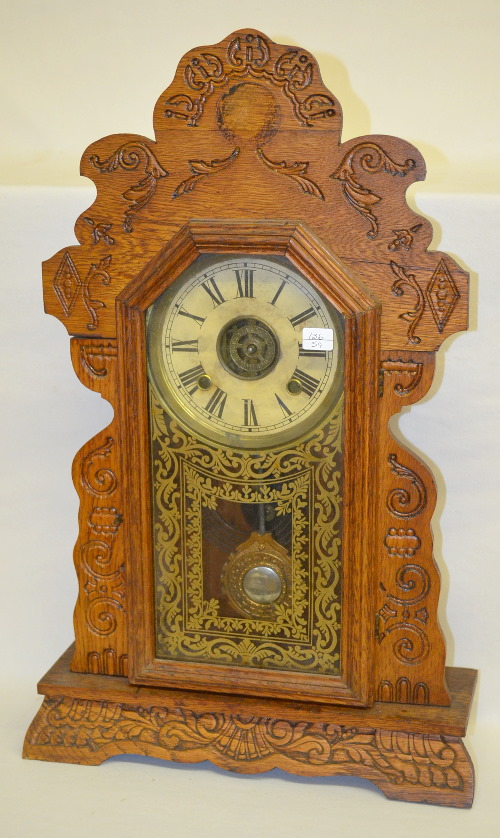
[117,218,380,707]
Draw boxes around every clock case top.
[43,29,469,709]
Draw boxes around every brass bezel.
[221,532,292,619]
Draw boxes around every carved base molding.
[24,648,476,808]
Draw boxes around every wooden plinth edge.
[24,647,476,808]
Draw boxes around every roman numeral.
[235,269,254,298]
[289,307,316,328]
[201,277,225,307]
[298,343,327,359]
[275,393,292,418]
[270,279,286,306]
[293,368,321,397]
[178,307,205,327]
[178,364,205,394]
[205,388,227,418]
[243,399,258,427]
[171,339,199,352]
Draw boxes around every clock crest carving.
[24,30,476,808]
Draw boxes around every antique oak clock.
[24,30,477,807]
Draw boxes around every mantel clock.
[24,30,477,807]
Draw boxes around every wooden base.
[24,648,476,808]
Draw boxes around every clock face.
[147,255,343,448]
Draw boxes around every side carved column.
[69,338,128,676]
[375,351,449,705]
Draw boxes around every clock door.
[147,253,344,678]
[117,221,379,707]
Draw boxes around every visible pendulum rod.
[257,500,266,535]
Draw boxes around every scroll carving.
[79,442,124,641]
[380,359,423,396]
[84,570,125,636]
[228,33,271,69]
[185,52,225,90]
[90,141,168,232]
[43,29,468,352]
[386,455,427,519]
[376,565,430,665]
[81,439,118,496]
[70,338,127,672]
[164,32,336,128]
[79,342,118,379]
[83,474,124,638]
[256,149,324,199]
[379,446,435,674]
[375,422,448,700]
[165,52,226,124]
[330,143,415,238]
[25,695,472,806]
[172,148,239,197]
[81,540,113,575]
[384,563,430,607]
[172,83,325,201]
[79,471,125,641]
[390,261,425,345]
[52,252,112,331]
[391,259,461,343]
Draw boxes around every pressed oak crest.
[24,29,476,807]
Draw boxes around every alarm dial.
[147,256,343,448]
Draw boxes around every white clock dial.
[147,256,343,448]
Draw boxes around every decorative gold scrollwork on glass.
[150,388,343,675]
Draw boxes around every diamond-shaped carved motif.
[52,252,81,315]
[425,260,460,333]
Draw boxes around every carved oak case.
[24,30,476,808]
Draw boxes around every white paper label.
[301,327,334,351]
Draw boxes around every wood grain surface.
[24,648,476,808]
